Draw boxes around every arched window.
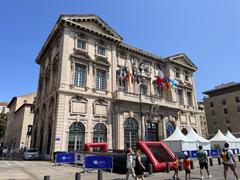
[93,123,107,143]
[139,84,147,95]
[68,122,85,152]
[166,121,176,138]
[181,128,188,135]
[124,118,138,150]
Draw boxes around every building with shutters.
[31,14,202,158]
[203,82,240,138]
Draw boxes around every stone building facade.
[203,82,240,138]
[4,93,35,149]
[31,14,202,157]
[197,102,208,138]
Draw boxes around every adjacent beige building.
[0,102,8,114]
[31,14,202,157]
[203,82,240,138]
[4,93,35,149]
[197,102,208,138]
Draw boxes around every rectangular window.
[187,92,193,106]
[178,89,184,105]
[76,39,86,50]
[96,69,106,90]
[74,64,86,86]
[237,105,240,112]
[210,102,214,107]
[184,71,189,81]
[97,46,105,56]
[211,110,215,116]
[222,99,226,105]
[236,96,240,103]
[224,108,228,114]
[119,77,126,92]
[225,116,230,123]
[175,68,180,78]
[30,106,34,113]
[227,127,232,132]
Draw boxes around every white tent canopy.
[164,128,197,152]
[225,131,240,149]
[186,128,211,150]
[210,130,235,149]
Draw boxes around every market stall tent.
[186,128,211,150]
[225,131,240,149]
[210,130,235,149]
[163,128,197,152]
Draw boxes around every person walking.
[183,155,191,180]
[135,150,145,180]
[172,157,179,180]
[197,146,212,179]
[220,142,240,180]
[126,148,137,180]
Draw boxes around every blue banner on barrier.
[56,152,75,163]
[191,151,198,158]
[84,156,113,169]
[211,150,219,157]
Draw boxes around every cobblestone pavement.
[0,160,240,180]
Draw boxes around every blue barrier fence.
[183,149,240,158]
[84,156,113,169]
[55,152,75,163]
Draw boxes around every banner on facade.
[56,152,75,163]
[84,156,113,169]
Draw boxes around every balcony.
[112,90,178,109]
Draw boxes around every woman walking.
[126,148,137,180]
[135,150,146,180]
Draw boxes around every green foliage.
[0,113,7,138]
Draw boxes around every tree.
[0,113,7,138]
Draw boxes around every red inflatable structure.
[84,142,108,152]
[137,141,176,172]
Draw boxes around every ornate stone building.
[197,102,208,138]
[31,14,201,157]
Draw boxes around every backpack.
[221,149,229,162]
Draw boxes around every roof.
[0,102,8,106]
[164,128,195,142]
[225,131,240,142]
[186,128,209,143]
[15,103,34,114]
[210,130,231,142]
[7,92,36,108]
[203,82,240,96]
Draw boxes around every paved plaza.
[0,160,240,180]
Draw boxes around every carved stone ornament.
[70,96,88,115]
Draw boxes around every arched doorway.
[124,118,138,150]
[68,122,85,152]
[93,123,107,143]
[181,128,188,135]
[165,121,176,138]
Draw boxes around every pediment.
[70,49,92,62]
[167,54,197,71]
[62,14,122,40]
[95,56,110,67]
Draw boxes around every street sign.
[84,156,113,169]
[56,152,75,163]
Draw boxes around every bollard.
[190,160,194,169]
[238,155,240,162]
[75,172,81,180]
[148,164,153,174]
[178,161,183,171]
[209,158,213,166]
[98,170,103,180]
[44,176,50,180]
[166,162,170,173]
[217,157,222,165]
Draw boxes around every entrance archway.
[93,123,107,143]
[68,122,85,151]
[124,118,138,150]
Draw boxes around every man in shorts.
[197,146,212,179]
[220,143,239,180]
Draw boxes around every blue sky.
[0,0,240,102]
